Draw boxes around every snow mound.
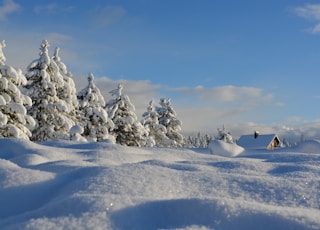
[0,138,319,229]
[291,139,320,153]
[0,159,55,188]
[111,198,312,230]
[208,140,244,157]
[10,154,49,167]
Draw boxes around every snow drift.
[0,138,319,230]
[289,139,320,154]
[208,139,244,157]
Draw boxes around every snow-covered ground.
[0,138,319,230]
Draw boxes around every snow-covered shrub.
[69,125,87,142]
[216,126,234,144]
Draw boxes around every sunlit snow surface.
[0,138,319,230]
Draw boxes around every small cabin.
[237,131,281,150]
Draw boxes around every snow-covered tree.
[141,100,174,147]
[0,40,5,63]
[216,125,233,144]
[0,40,36,139]
[106,83,147,147]
[77,73,114,142]
[24,40,75,141]
[52,47,80,124]
[156,98,184,147]
[185,132,213,148]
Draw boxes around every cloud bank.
[71,76,320,142]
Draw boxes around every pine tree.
[156,98,184,147]
[24,40,75,141]
[77,73,114,142]
[141,100,173,147]
[106,83,147,146]
[0,40,36,139]
[52,47,79,124]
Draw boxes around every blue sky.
[1,0,320,140]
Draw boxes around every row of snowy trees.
[0,40,186,147]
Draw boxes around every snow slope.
[0,138,319,230]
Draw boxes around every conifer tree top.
[0,40,6,64]
[39,40,50,65]
[53,47,61,61]
[109,83,123,99]
[88,72,94,83]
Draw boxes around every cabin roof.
[237,134,279,149]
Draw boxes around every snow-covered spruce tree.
[24,40,75,141]
[0,40,36,139]
[77,73,114,142]
[52,47,80,125]
[156,98,184,147]
[141,100,174,147]
[216,125,233,144]
[106,83,147,146]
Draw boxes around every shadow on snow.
[110,198,311,230]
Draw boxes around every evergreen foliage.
[52,47,80,124]
[141,100,173,147]
[24,40,75,141]
[106,84,147,146]
[216,125,234,144]
[77,73,114,142]
[0,40,36,139]
[185,132,213,148]
[156,98,184,147]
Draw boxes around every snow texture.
[106,84,147,147]
[0,40,36,140]
[155,98,184,147]
[0,40,6,63]
[141,100,173,147]
[0,138,319,230]
[24,41,77,141]
[208,139,244,157]
[77,73,114,142]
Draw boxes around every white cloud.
[293,4,320,20]
[33,3,74,14]
[0,0,20,21]
[293,4,320,34]
[170,85,273,106]
[311,23,320,34]
[91,6,127,27]
[276,120,320,142]
[34,3,57,14]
